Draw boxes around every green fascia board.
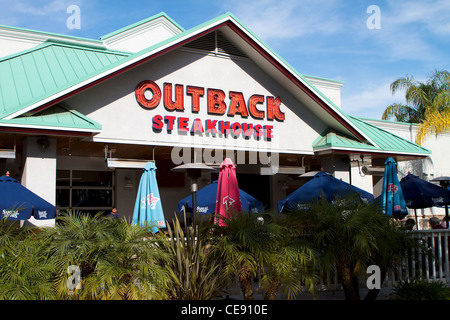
[0,41,130,119]
[100,12,185,40]
[0,104,101,131]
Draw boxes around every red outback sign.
[135,80,285,139]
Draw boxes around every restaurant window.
[56,169,114,215]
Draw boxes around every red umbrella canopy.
[214,158,243,226]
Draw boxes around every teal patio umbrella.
[132,162,166,233]
[381,157,408,220]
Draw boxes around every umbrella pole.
[191,177,198,227]
[414,209,419,230]
[446,205,449,229]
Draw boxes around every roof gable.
[0,40,129,119]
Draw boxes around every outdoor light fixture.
[37,136,50,151]
[171,162,215,224]
[361,165,385,176]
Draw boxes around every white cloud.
[222,0,344,41]
[386,0,450,36]
[13,1,70,16]
[341,81,405,119]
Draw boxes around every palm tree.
[287,194,388,300]
[208,212,276,300]
[0,219,57,299]
[415,109,450,145]
[382,70,450,125]
[42,211,169,300]
[260,227,318,300]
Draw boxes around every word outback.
[136,80,285,140]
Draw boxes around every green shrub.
[390,278,450,300]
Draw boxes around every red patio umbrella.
[214,158,243,226]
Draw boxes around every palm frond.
[416,109,450,145]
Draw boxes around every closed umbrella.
[278,171,374,213]
[400,173,450,228]
[380,157,408,220]
[0,172,55,220]
[177,180,264,215]
[214,158,242,226]
[132,162,166,233]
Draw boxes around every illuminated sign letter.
[136,80,161,109]
[267,96,285,121]
[191,118,204,133]
[186,86,204,113]
[206,120,218,134]
[152,115,163,130]
[228,91,249,117]
[178,117,189,132]
[208,89,227,115]
[164,83,184,111]
[248,94,265,119]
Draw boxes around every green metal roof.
[0,40,130,119]
[0,12,433,156]
[0,104,101,132]
[313,116,431,156]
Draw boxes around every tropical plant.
[415,108,450,145]
[363,218,430,300]
[390,278,450,300]
[382,70,450,124]
[41,211,169,300]
[260,224,318,300]
[0,220,57,299]
[157,213,227,300]
[208,212,285,300]
[287,194,389,300]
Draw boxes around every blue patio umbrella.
[277,171,374,213]
[400,173,450,228]
[0,174,55,220]
[400,173,450,208]
[177,180,264,215]
[380,157,408,220]
[132,162,166,233]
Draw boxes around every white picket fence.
[320,229,450,290]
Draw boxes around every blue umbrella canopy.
[177,180,264,214]
[381,157,408,220]
[277,171,374,213]
[400,173,450,208]
[132,162,166,233]
[0,174,55,220]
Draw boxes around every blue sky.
[1,0,450,120]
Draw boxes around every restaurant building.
[0,12,441,227]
